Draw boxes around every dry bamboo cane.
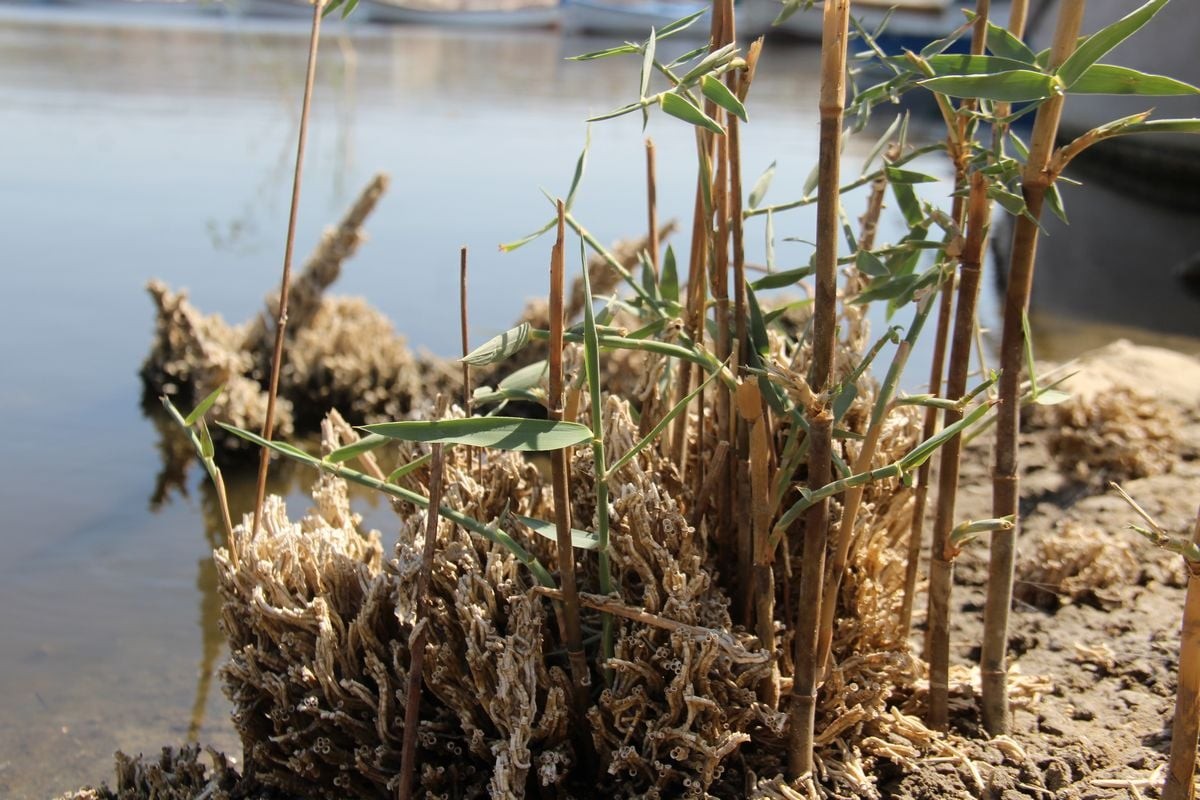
[460,247,471,416]
[927,169,990,730]
[740,380,779,705]
[984,0,1087,736]
[548,201,591,728]
[788,0,850,780]
[1164,507,1200,800]
[398,425,446,800]
[811,150,896,674]
[251,0,325,537]
[924,0,992,729]
[646,138,660,276]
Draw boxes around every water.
[0,5,1192,797]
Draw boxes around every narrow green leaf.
[462,322,531,366]
[801,160,819,198]
[701,74,748,123]
[659,92,724,135]
[385,453,431,483]
[197,418,215,461]
[679,42,738,86]
[986,21,1037,64]
[988,184,1028,218]
[341,0,359,19]
[912,54,1038,77]
[657,7,708,38]
[852,273,920,305]
[1071,64,1200,96]
[1046,183,1068,224]
[748,160,777,209]
[640,29,656,132]
[898,399,993,471]
[861,114,902,177]
[745,283,770,358]
[661,245,679,303]
[570,43,639,61]
[773,0,813,26]
[762,298,813,326]
[1116,119,1200,135]
[921,70,1059,102]
[517,514,601,550]
[588,99,646,123]
[1021,309,1039,399]
[765,209,776,270]
[1034,389,1072,406]
[566,128,590,210]
[751,265,814,291]
[884,165,940,184]
[891,181,922,227]
[499,359,549,392]
[184,385,224,427]
[1057,0,1170,88]
[500,217,555,252]
[832,383,858,423]
[668,44,710,69]
[325,433,390,465]
[855,249,889,278]
[362,417,592,452]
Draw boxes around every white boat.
[561,0,712,37]
[363,0,560,27]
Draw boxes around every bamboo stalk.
[646,138,660,277]
[251,0,325,537]
[739,380,779,704]
[1163,507,1200,800]
[788,0,850,780]
[460,247,471,416]
[548,201,591,729]
[984,0,1087,736]
[398,425,446,800]
[927,169,991,730]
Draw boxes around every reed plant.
[163,0,1200,793]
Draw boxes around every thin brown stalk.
[646,138,660,276]
[739,381,779,704]
[549,201,591,722]
[927,169,990,730]
[398,425,446,800]
[788,0,849,780]
[251,0,326,536]
[1164,507,1200,800]
[460,247,471,415]
[985,0,1087,736]
[713,105,734,568]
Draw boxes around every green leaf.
[1034,389,1072,406]
[801,160,819,197]
[832,383,858,422]
[462,322,531,366]
[570,43,639,61]
[986,21,1037,64]
[861,114,903,177]
[765,209,776,271]
[1046,183,1068,224]
[853,273,920,305]
[362,417,592,452]
[516,514,601,550]
[884,165,940,184]
[773,0,813,26]
[1115,119,1200,135]
[911,54,1037,77]
[325,434,391,465]
[588,99,646,123]
[657,7,708,38]
[500,217,555,252]
[701,74,748,123]
[1057,0,1170,89]
[340,0,359,19]
[566,128,590,210]
[988,184,1028,218]
[751,265,814,291]
[745,284,770,358]
[499,359,549,392]
[668,45,710,69]
[748,161,777,209]
[661,245,679,303]
[385,453,431,483]
[855,249,889,278]
[640,29,656,131]
[679,42,738,86]
[1070,64,1200,96]
[660,92,725,135]
[920,70,1059,102]
[184,385,224,427]
[891,181,923,227]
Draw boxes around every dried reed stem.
[789,0,849,779]
[985,0,1087,735]
[646,138,660,276]
[927,169,991,730]
[739,381,779,704]
[1164,507,1200,800]
[548,201,591,724]
[398,428,446,800]
[251,0,325,536]
[460,247,471,415]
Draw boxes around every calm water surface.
[1,4,1188,797]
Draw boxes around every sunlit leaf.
[921,70,1059,102]
[985,21,1037,64]
[751,265,814,290]
[748,160,776,209]
[566,128,591,209]
[1070,64,1200,96]
[385,453,431,483]
[325,434,390,464]
[657,7,708,38]
[184,385,224,427]
[855,249,888,278]
[362,417,592,452]
[1034,389,1072,406]
[462,323,531,366]
[861,114,902,177]
[660,91,724,135]
[884,165,939,184]
[1057,0,1170,89]
[570,43,640,61]
[907,54,1035,77]
[517,514,601,550]
[661,245,680,303]
[745,284,770,358]
[701,74,748,122]
[1046,183,1068,224]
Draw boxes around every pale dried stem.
[252,0,325,537]
[1163,507,1200,800]
[646,138,660,276]
[397,431,445,800]
[986,0,1087,736]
